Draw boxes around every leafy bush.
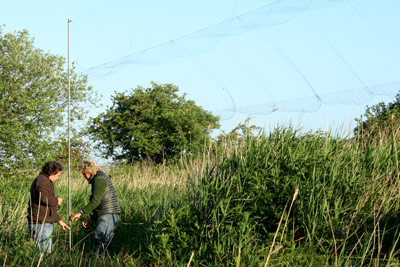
[151,125,400,265]
[89,82,220,163]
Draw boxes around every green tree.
[215,118,262,146]
[0,28,96,171]
[89,82,220,163]
[54,135,93,167]
[355,91,400,136]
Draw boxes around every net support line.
[67,18,72,250]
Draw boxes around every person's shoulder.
[35,173,51,186]
[36,172,47,179]
[94,173,107,184]
[96,170,108,176]
[36,173,48,181]
[95,170,110,180]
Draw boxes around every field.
[1,126,400,266]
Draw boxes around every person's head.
[79,160,100,180]
[41,161,64,182]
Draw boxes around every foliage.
[355,90,400,136]
[0,28,97,171]
[89,82,220,163]
[3,125,400,266]
[150,125,400,265]
[215,117,262,145]
[54,135,93,167]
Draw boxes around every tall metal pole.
[67,18,72,250]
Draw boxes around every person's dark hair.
[41,161,64,176]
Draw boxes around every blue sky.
[1,0,400,136]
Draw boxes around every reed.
[1,124,400,266]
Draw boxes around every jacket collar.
[88,174,95,184]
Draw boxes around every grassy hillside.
[1,126,400,266]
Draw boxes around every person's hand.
[57,197,63,206]
[82,219,93,229]
[58,220,70,231]
[70,212,83,222]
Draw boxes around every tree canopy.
[89,82,220,163]
[355,91,400,136]
[0,28,96,171]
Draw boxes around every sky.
[1,0,400,137]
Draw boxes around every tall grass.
[1,125,400,266]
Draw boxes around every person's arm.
[36,178,58,206]
[82,177,107,213]
[70,177,107,222]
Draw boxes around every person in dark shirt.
[70,160,120,254]
[28,161,70,254]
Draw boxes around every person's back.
[28,173,61,224]
[90,170,120,217]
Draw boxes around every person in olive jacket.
[28,161,70,254]
[70,160,120,254]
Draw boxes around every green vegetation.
[89,82,220,163]
[2,124,400,266]
[355,91,400,136]
[0,28,96,171]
